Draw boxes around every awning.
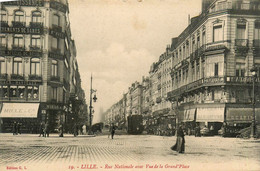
[0,103,39,118]
[197,107,224,122]
[183,109,196,122]
[226,108,252,123]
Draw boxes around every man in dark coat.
[39,122,45,137]
[17,122,21,134]
[171,125,185,153]
[12,121,17,135]
[59,124,64,137]
[111,123,116,139]
[44,122,50,137]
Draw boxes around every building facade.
[0,0,87,133]
[167,0,260,135]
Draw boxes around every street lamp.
[89,74,97,135]
[250,67,257,139]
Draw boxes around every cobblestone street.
[0,133,259,171]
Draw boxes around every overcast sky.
[68,0,201,123]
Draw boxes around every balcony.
[29,22,43,28]
[11,74,24,80]
[0,44,7,50]
[0,21,8,27]
[12,45,25,51]
[50,75,60,82]
[235,39,248,47]
[0,74,7,80]
[29,45,41,51]
[28,74,42,81]
[12,21,26,27]
[52,24,62,32]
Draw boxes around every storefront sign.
[226,108,252,122]
[196,107,224,122]
[226,76,260,83]
[204,77,224,84]
[2,0,44,6]
[46,104,63,110]
[0,50,42,57]
[0,26,43,34]
[0,103,39,118]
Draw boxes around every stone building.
[167,0,260,136]
[0,0,87,133]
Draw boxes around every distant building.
[0,0,87,133]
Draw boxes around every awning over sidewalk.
[196,107,224,122]
[0,103,39,118]
[226,108,252,123]
[183,109,196,122]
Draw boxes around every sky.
[68,0,201,123]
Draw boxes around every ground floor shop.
[0,102,67,133]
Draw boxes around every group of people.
[38,122,50,137]
[12,121,22,135]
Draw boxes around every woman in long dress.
[171,125,185,153]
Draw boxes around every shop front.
[183,108,196,135]
[196,107,224,135]
[0,103,40,133]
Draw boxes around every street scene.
[0,132,259,171]
[1,0,260,170]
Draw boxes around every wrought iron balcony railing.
[29,22,43,28]
[12,45,25,51]
[29,45,41,51]
[52,24,62,32]
[11,74,24,80]
[0,74,8,80]
[28,74,42,80]
[50,75,60,82]
[235,39,248,47]
[12,21,26,27]
[0,21,9,27]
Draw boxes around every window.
[31,35,41,48]
[13,57,22,75]
[53,14,60,26]
[27,86,39,99]
[0,9,7,22]
[51,60,58,76]
[10,86,17,98]
[0,57,5,74]
[236,63,245,77]
[0,85,8,98]
[213,25,223,42]
[202,31,206,45]
[236,23,246,39]
[52,87,57,100]
[0,35,6,47]
[30,58,40,75]
[52,37,59,49]
[14,10,24,22]
[13,35,23,48]
[32,11,42,23]
[214,63,219,76]
[254,20,260,40]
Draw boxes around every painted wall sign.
[0,26,43,34]
[0,103,39,118]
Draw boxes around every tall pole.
[89,74,93,132]
[251,74,256,138]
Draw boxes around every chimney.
[188,14,191,25]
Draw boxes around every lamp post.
[88,74,97,135]
[250,67,257,138]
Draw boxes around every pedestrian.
[44,122,50,137]
[73,123,78,137]
[12,121,17,135]
[171,125,185,153]
[39,122,45,137]
[111,123,116,139]
[17,122,21,135]
[59,124,64,137]
[108,124,112,138]
[210,125,214,136]
[82,124,86,135]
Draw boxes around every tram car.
[127,115,144,134]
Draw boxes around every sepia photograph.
[0,0,260,170]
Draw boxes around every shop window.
[18,86,25,99]
[32,11,42,23]
[51,60,58,76]
[10,86,17,98]
[213,25,223,42]
[0,57,5,75]
[236,63,245,77]
[30,58,40,75]
[1,86,8,98]
[27,86,39,99]
[14,10,24,22]
[13,57,23,75]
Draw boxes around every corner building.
[167,0,260,135]
[0,0,85,133]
